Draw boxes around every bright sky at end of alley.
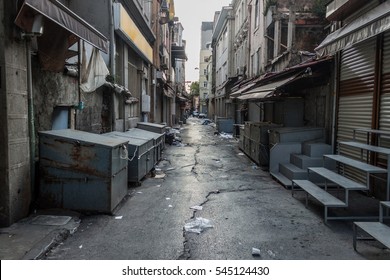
[174,0,232,83]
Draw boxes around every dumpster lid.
[39,129,128,147]
[126,128,164,140]
[104,132,150,145]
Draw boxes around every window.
[255,0,259,29]
[241,1,244,25]
[204,69,207,75]
[203,81,208,88]
[257,47,262,75]
[251,54,255,76]
[223,28,228,50]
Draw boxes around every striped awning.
[315,1,390,57]
[15,0,108,52]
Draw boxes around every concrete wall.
[32,59,78,133]
[201,23,213,49]
[76,88,112,134]
[0,1,31,227]
[249,0,265,77]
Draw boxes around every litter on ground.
[252,248,261,256]
[184,217,214,234]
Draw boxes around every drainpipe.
[247,4,252,75]
[25,39,36,202]
[331,53,339,153]
[109,0,116,131]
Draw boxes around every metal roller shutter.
[378,31,390,164]
[337,37,376,182]
[378,31,390,200]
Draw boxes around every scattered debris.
[202,119,212,125]
[154,173,166,179]
[267,249,276,258]
[166,128,183,145]
[252,248,261,256]
[166,167,176,171]
[184,217,214,234]
[190,205,203,211]
[219,132,233,139]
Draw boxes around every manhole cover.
[30,215,72,226]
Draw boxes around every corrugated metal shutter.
[378,31,390,163]
[337,38,376,182]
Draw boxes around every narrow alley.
[40,118,387,260]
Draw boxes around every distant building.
[199,22,213,116]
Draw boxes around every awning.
[163,84,175,98]
[237,75,297,101]
[15,0,108,52]
[171,45,187,60]
[176,95,187,102]
[230,82,256,98]
[315,1,390,57]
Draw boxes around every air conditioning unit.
[161,55,169,70]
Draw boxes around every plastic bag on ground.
[184,217,214,234]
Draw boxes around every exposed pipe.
[25,39,36,204]
[247,3,252,76]
[109,0,116,131]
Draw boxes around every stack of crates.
[239,122,282,169]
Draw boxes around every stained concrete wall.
[32,58,78,133]
[0,1,31,227]
[77,88,113,133]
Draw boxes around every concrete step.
[303,143,332,157]
[279,163,307,180]
[270,171,292,188]
[290,154,323,170]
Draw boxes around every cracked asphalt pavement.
[43,118,388,260]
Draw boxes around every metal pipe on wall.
[25,39,36,203]
[109,0,116,131]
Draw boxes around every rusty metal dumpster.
[38,129,128,213]
[137,122,167,134]
[103,131,154,183]
[126,128,165,163]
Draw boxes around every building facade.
[0,0,183,227]
[212,5,235,119]
[316,0,390,199]
[172,21,188,123]
[199,22,213,115]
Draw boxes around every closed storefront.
[379,32,390,148]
